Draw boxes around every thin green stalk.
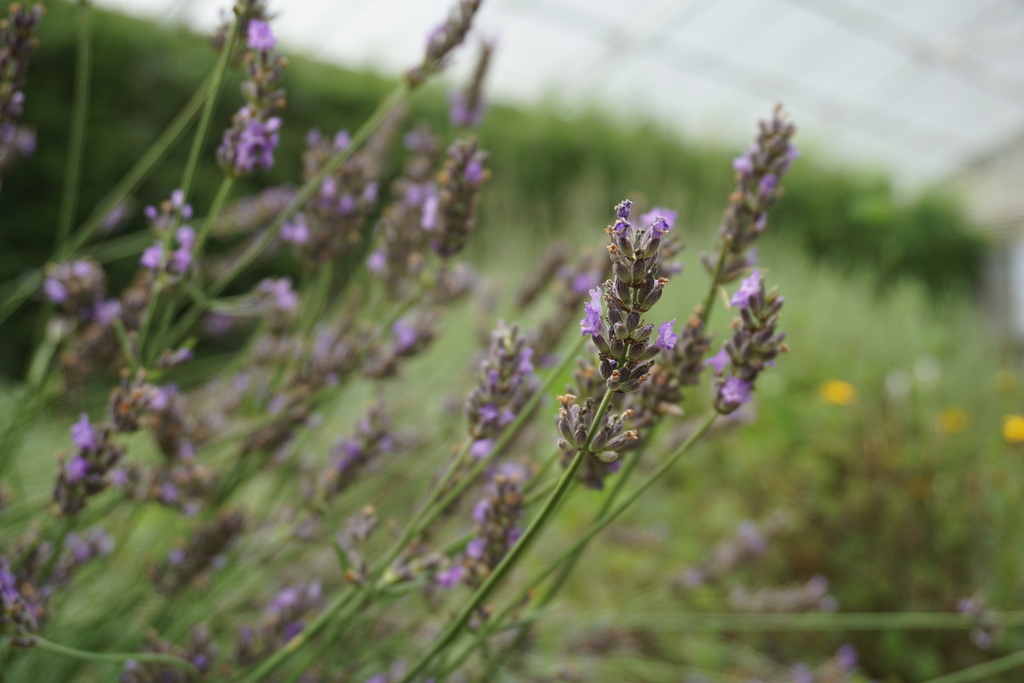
[400,451,587,683]
[0,72,211,327]
[372,336,588,581]
[582,611,1024,631]
[165,84,412,348]
[397,389,616,683]
[441,413,717,678]
[55,1,92,252]
[136,21,238,359]
[236,339,590,682]
[700,238,730,326]
[923,650,1024,683]
[33,636,200,677]
[536,424,649,608]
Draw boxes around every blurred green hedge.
[0,0,984,378]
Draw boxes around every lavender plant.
[3,0,986,680]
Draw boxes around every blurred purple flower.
[71,413,96,450]
[247,19,276,51]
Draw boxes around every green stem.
[372,336,588,581]
[0,72,210,328]
[580,611,1024,631]
[536,424,648,608]
[136,21,237,360]
[165,84,412,348]
[397,388,616,683]
[700,239,730,326]
[66,72,214,256]
[399,451,587,683]
[236,338,588,682]
[33,636,200,677]
[923,650,1024,683]
[441,413,717,678]
[55,1,92,254]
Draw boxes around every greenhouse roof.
[95,0,1024,188]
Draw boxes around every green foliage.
[0,0,984,380]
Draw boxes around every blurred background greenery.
[3,2,1023,681]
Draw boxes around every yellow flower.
[937,408,969,435]
[1004,415,1024,445]
[820,380,856,406]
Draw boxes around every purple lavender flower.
[730,269,761,309]
[706,346,730,374]
[436,564,466,588]
[257,278,298,313]
[93,299,121,326]
[366,250,386,274]
[71,413,96,450]
[580,287,603,337]
[641,207,677,236]
[65,456,89,482]
[465,323,538,448]
[448,90,487,128]
[281,214,310,244]
[246,19,276,51]
[140,242,163,269]
[720,377,752,406]
[464,159,485,184]
[392,319,419,354]
[655,319,678,350]
[470,438,493,459]
[42,277,67,303]
[216,26,287,178]
[836,643,858,670]
[420,194,439,230]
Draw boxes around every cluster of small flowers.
[580,200,679,393]
[958,595,1001,650]
[448,38,493,128]
[728,574,837,613]
[427,137,489,258]
[405,0,483,87]
[778,645,858,683]
[235,582,324,666]
[1,526,113,647]
[322,400,395,498]
[53,413,125,516]
[151,511,245,593]
[210,0,271,64]
[42,258,118,323]
[120,626,217,683]
[216,18,287,177]
[556,393,636,489]
[41,255,128,385]
[140,190,197,276]
[674,513,791,593]
[364,124,435,290]
[253,276,299,331]
[704,104,798,282]
[283,117,399,262]
[707,269,786,413]
[362,311,438,379]
[0,3,42,188]
[465,322,537,459]
[437,464,526,598]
